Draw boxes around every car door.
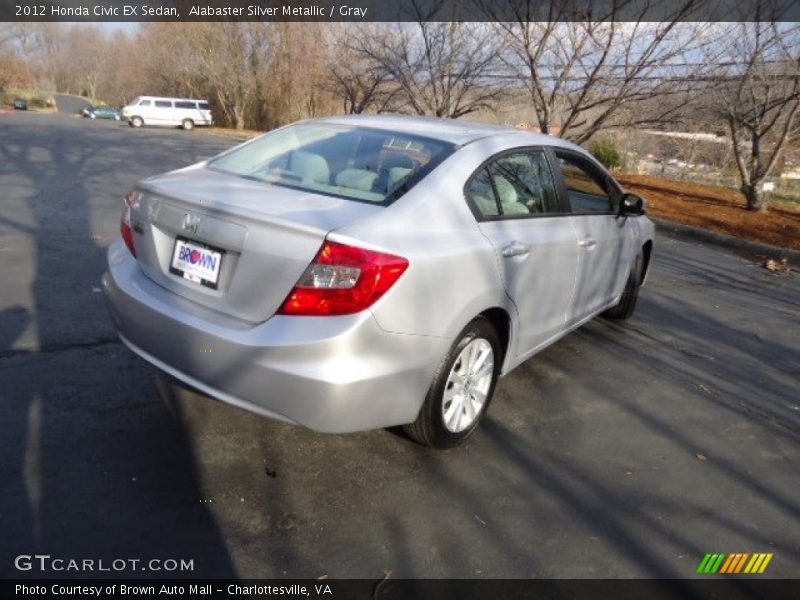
[153,100,174,125]
[466,149,579,357]
[136,98,155,122]
[198,101,212,125]
[552,150,636,324]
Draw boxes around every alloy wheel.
[441,338,494,433]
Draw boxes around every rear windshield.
[208,122,455,204]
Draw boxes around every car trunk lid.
[130,165,383,323]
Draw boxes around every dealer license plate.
[169,237,224,289]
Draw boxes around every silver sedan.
[103,115,654,447]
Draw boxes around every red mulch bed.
[617,173,800,251]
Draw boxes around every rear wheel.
[604,252,644,320]
[404,317,500,448]
[182,119,194,131]
[130,116,143,128]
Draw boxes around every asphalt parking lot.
[1,108,798,580]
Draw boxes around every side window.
[199,102,211,110]
[175,101,197,109]
[490,152,560,215]
[556,154,614,213]
[466,150,560,219]
[466,168,500,217]
[138,99,151,107]
[154,100,173,108]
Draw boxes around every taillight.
[121,191,137,257]
[278,240,409,316]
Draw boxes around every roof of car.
[135,96,209,102]
[318,114,568,147]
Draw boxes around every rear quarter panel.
[333,137,538,358]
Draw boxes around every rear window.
[175,101,197,109]
[199,102,211,110]
[155,100,172,108]
[208,123,455,204]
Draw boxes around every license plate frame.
[169,236,225,290]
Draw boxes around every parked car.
[83,105,122,120]
[103,115,653,447]
[121,96,213,130]
[13,98,28,110]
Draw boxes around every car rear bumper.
[102,240,449,433]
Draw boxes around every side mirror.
[620,193,646,216]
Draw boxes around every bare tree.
[1,23,49,90]
[326,25,398,115]
[267,23,336,127]
[136,23,205,99]
[0,25,33,90]
[486,0,715,143]
[710,18,800,211]
[62,25,110,101]
[193,23,269,130]
[352,4,505,118]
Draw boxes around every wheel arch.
[641,239,654,282]
[478,306,514,372]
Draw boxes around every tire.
[130,116,143,128]
[182,119,194,131]
[403,317,501,448]
[89,113,96,119]
[604,252,644,320]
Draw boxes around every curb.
[652,217,800,263]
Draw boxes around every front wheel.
[403,317,500,448]
[130,116,143,128]
[604,253,644,320]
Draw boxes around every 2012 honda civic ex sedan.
[103,115,654,447]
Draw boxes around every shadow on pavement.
[0,117,236,578]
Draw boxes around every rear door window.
[466,168,500,217]
[154,100,173,108]
[466,150,561,219]
[175,101,197,109]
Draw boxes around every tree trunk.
[741,183,767,212]
[234,109,245,131]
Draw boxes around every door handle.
[501,242,531,258]
[578,238,597,248]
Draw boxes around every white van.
[122,96,213,130]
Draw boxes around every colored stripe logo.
[697,553,773,574]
